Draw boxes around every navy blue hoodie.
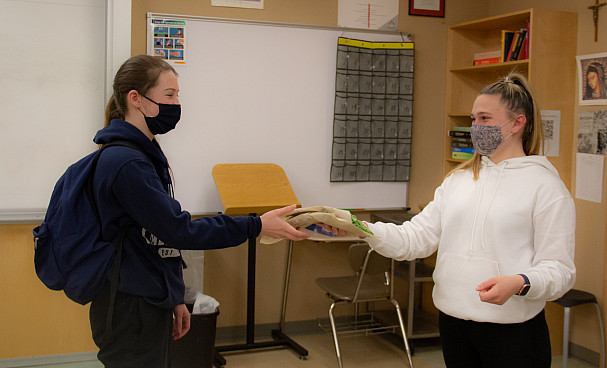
[92,119,261,308]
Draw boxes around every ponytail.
[104,94,123,127]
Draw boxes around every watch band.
[517,273,530,296]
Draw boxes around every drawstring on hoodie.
[480,161,507,254]
[469,171,489,256]
[470,159,508,256]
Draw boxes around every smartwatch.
[517,274,530,296]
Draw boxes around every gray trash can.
[171,305,219,368]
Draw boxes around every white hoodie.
[366,155,576,323]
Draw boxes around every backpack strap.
[101,220,131,345]
[87,140,144,345]
[85,140,143,224]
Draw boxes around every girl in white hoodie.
[328,72,575,367]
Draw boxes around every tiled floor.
[10,333,597,368]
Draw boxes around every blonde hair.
[447,72,544,180]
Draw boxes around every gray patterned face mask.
[470,119,513,156]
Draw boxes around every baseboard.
[569,341,601,366]
[215,318,325,344]
[0,321,324,367]
[3,322,598,366]
[0,351,98,368]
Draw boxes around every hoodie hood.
[93,119,169,169]
[481,155,560,177]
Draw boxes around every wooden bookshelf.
[443,8,577,189]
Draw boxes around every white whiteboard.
[0,0,105,217]
[150,15,411,214]
[0,0,130,222]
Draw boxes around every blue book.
[452,146,475,154]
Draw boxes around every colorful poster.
[577,52,607,106]
[148,18,187,66]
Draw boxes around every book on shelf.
[451,144,475,160]
[511,29,526,60]
[500,30,516,62]
[451,128,473,148]
[500,22,529,62]
[451,151,475,160]
[451,136,472,143]
[518,21,530,60]
[505,31,520,61]
[473,50,501,66]
[448,129,471,137]
[452,146,475,154]
[452,141,474,148]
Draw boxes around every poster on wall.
[338,0,399,30]
[541,110,560,157]
[147,17,186,66]
[577,110,607,154]
[577,52,607,106]
[575,153,604,203]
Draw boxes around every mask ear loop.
[129,90,149,119]
[500,118,516,142]
[141,94,160,106]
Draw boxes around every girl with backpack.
[89,54,309,367]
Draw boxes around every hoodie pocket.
[433,252,524,323]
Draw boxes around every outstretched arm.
[260,205,310,241]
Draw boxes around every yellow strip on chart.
[338,37,413,50]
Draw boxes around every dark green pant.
[90,283,173,368]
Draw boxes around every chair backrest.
[348,243,390,275]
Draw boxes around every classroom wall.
[2,0,604,362]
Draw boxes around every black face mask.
[141,95,181,135]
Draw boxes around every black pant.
[90,283,173,368]
[439,310,551,368]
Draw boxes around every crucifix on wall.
[589,0,606,42]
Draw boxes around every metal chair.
[315,243,413,367]
[553,289,605,368]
